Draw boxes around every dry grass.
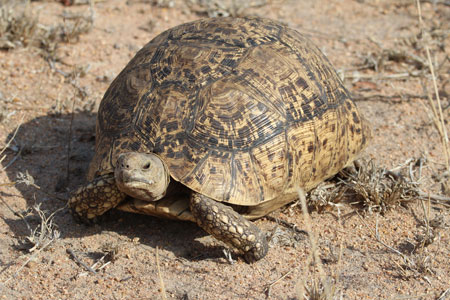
[0,201,62,284]
[295,189,338,300]
[59,7,95,43]
[416,0,450,173]
[0,199,61,253]
[39,6,95,62]
[1,171,64,253]
[350,0,449,175]
[0,0,39,49]
[265,189,340,299]
[100,242,121,263]
[24,204,61,252]
[345,1,449,181]
[303,278,337,300]
[305,156,446,284]
[357,210,439,283]
[307,182,346,214]
[307,159,421,215]
[340,160,420,213]
[0,0,94,60]
[186,0,270,17]
[156,246,168,300]
[68,243,119,277]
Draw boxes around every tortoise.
[69,16,371,262]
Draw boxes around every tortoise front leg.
[190,193,268,262]
[69,174,126,222]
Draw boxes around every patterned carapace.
[89,16,371,210]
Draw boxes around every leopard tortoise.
[69,17,371,262]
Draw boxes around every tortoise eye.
[143,162,151,170]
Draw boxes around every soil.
[0,0,449,299]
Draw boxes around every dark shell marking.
[89,17,371,208]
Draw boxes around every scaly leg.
[69,174,126,222]
[190,192,268,262]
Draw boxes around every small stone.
[26,260,37,269]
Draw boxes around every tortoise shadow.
[1,112,225,262]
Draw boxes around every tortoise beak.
[119,170,155,186]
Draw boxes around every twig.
[0,115,24,169]
[353,93,428,103]
[2,146,23,170]
[265,215,307,235]
[416,0,450,172]
[264,268,296,298]
[0,196,32,233]
[67,248,97,274]
[156,247,167,300]
[424,46,449,170]
[392,293,436,300]
[296,188,333,299]
[96,260,111,271]
[78,254,111,277]
[345,71,423,80]
[418,191,450,206]
[437,287,450,300]
[421,0,450,6]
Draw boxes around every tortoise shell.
[88,17,371,208]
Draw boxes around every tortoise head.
[115,152,170,201]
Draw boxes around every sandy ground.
[0,0,449,299]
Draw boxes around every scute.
[90,16,371,208]
[190,76,285,150]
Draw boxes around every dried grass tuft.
[0,0,39,49]
[1,200,63,284]
[186,0,269,17]
[59,9,95,43]
[338,160,420,214]
[306,159,422,215]
[0,0,94,59]
[308,182,346,214]
[24,204,61,252]
[303,278,337,300]
[101,242,121,263]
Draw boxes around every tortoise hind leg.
[190,193,268,262]
[69,174,126,222]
